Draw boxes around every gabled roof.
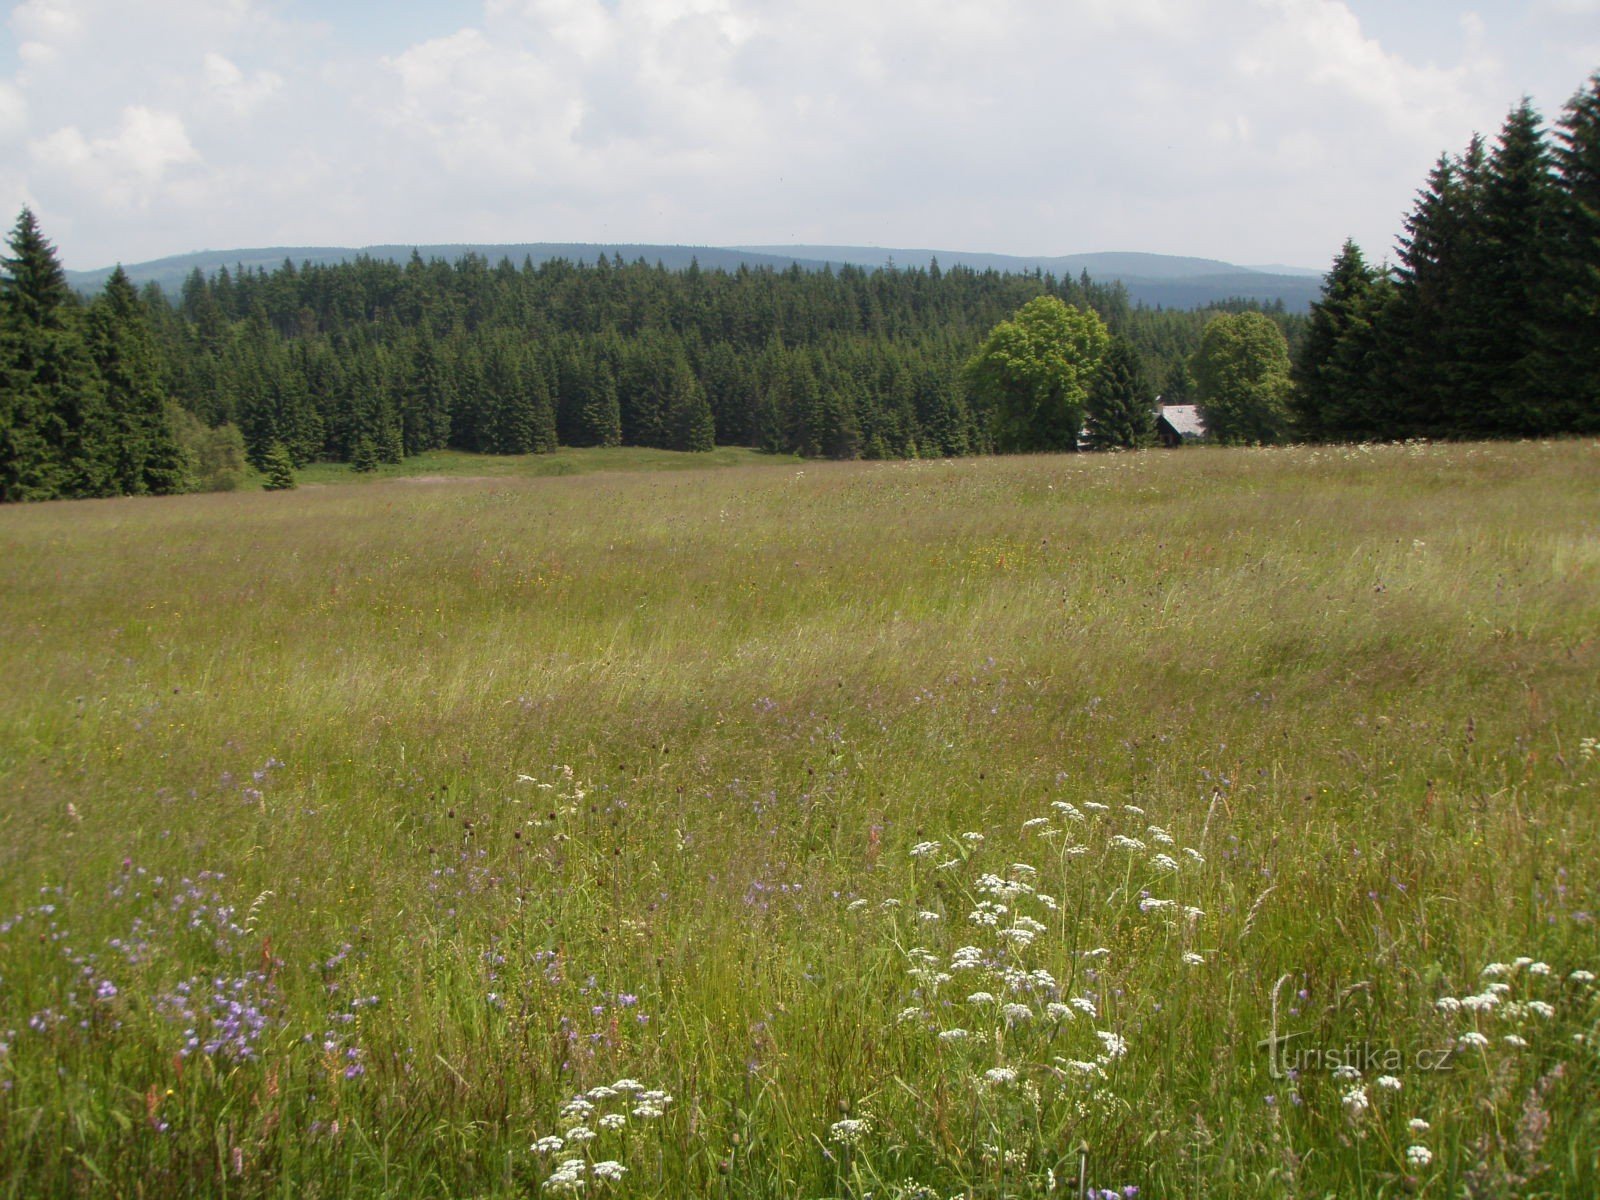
[1157,405,1205,438]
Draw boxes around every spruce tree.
[1545,72,1600,432]
[0,208,106,500]
[85,267,188,494]
[1389,142,1484,437]
[1291,240,1385,441]
[1473,100,1560,435]
[262,441,297,490]
[1085,338,1155,450]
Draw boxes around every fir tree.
[1291,241,1387,441]
[1085,338,1155,450]
[262,441,297,490]
[85,267,188,494]
[1544,72,1600,433]
[0,208,106,500]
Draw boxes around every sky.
[1,0,1596,272]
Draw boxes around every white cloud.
[0,0,1590,269]
[202,53,283,116]
[30,106,199,205]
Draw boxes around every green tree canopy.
[1191,311,1292,444]
[964,295,1109,452]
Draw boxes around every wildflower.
[1060,845,1089,857]
[968,902,1006,926]
[1341,1086,1369,1116]
[1376,1075,1402,1091]
[1503,1034,1528,1048]
[1528,962,1551,976]
[917,911,941,923]
[533,1135,565,1154]
[591,1161,626,1183]
[1058,1058,1102,1076]
[1182,952,1205,966]
[1150,854,1180,873]
[950,946,985,970]
[897,1007,924,1024]
[983,1067,1017,1086]
[1435,997,1461,1013]
[559,1098,595,1121]
[1096,1030,1128,1060]
[1458,1031,1490,1049]
[1183,906,1205,920]
[846,899,868,912]
[938,1028,969,1042]
[544,1159,587,1194]
[1124,805,1145,815]
[1482,962,1510,977]
[1146,825,1175,845]
[829,1117,871,1145]
[1183,847,1205,864]
[1138,897,1174,912]
[1332,1064,1362,1082]
[611,1078,644,1092]
[996,927,1036,948]
[1071,996,1098,1017]
[1051,802,1086,822]
[1109,835,1146,852]
[1527,1000,1555,1019]
[1045,1002,1073,1020]
[967,991,996,1005]
[1408,1118,1431,1133]
[586,1085,617,1101]
[1569,969,1595,983]
[961,832,984,844]
[1021,818,1051,831]
[565,1126,596,1144]
[1002,1003,1032,1025]
[1406,1145,1433,1167]
[1460,992,1499,1012]
[909,841,942,858]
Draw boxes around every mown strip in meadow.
[1,441,1597,1198]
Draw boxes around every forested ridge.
[3,69,1597,503]
[1,216,1284,500]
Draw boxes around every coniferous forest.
[2,71,1597,502]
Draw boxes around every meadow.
[0,439,1596,1199]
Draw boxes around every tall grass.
[1,440,1597,1197]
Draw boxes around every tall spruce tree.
[1390,141,1485,437]
[1473,100,1560,435]
[1545,72,1600,432]
[85,267,188,494]
[1292,240,1388,441]
[0,209,107,500]
[1085,338,1154,449]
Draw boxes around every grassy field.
[1,440,1597,1198]
[288,445,800,487]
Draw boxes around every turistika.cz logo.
[1258,974,1456,1080]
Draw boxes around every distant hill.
[66,242,1326,311]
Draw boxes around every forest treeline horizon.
[2,68,1596,502]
